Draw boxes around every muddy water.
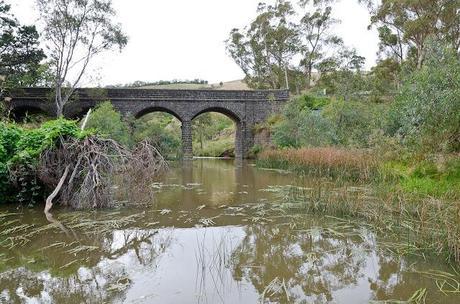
[0,159,459,304]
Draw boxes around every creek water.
[0,159,459,304]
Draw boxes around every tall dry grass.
[257,148,377,181]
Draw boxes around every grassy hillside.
[139,80,250,90]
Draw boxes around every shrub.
[0,119,89,205]
[133,112,181,159]
[387,42,460,153]
[322,99,379,147]
[86,102,132,147]
[272,96,336,148]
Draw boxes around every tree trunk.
[44,165,70,214]
[306,64,313,90]
[55,85,63,117]
[417,46,425,69]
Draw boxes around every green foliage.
[378,157,460,200]
[0,119,88,204]
[0,0,46,88]
[193,136,234,158]
[272,95,383,148]
[367,58,400,102]
[86,102,132,147]
[365,0,460,69]
[388,43,460,153]
[133,112,181,159]
[192,113,235,157]
[315,48,367,100]
[226,0,299,89]
[322,99,380,147]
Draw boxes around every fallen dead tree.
[39,136,167,211]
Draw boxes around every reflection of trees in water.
[0,265,127,304]
[0,228,172,303]
[230,224,371,303]
[366,253,443,302]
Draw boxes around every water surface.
[0,159,459,303]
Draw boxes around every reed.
[269,184,460,263]
[257,148,377,181]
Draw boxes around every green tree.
[133,113,181,159]
[273,95,336,148]
[388,42,460,153]
[362,0,460,69]
[36,0,128,116]
[86,102,132,146]
[0,1,46,88]
[316,48,367,100]
[193,113,213,151]
[322,99,378,147]
[226,0,298,89]
[298,3,342,89]
[367,58,400,102]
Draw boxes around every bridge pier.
[235,122,243,159]
[181,120,193,160]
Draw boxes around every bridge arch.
[190,107,243,158]
[9,105,53,121]
[134,106,183,122]
[191,107,241,123]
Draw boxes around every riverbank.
[256,147,460,262]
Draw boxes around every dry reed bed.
[257,148,377,181]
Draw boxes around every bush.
[272,95,336,148]
[86,102,133,147]
[0,119,89,204]
[272,95,385,149]
[133,112,182,159]
[387,42,460,153]
[322,99,380,147]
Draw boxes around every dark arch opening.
[10,106,52,123]
[191,108,240,158]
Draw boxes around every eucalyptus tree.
[298,1,342,88]
[360,0,460,69]
[316,47,367,100]
[36,0,128,116]
[0,1,45,88]
[226,0,299,89]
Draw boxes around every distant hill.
[138,79,250,91]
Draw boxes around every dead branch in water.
[39,137,167,210]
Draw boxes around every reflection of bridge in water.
[9,88,289,159]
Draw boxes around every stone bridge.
[8,88,289,159]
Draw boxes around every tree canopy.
[36,0,128,116]
[0,1,46,88]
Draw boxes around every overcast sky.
[9,0,379,86]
